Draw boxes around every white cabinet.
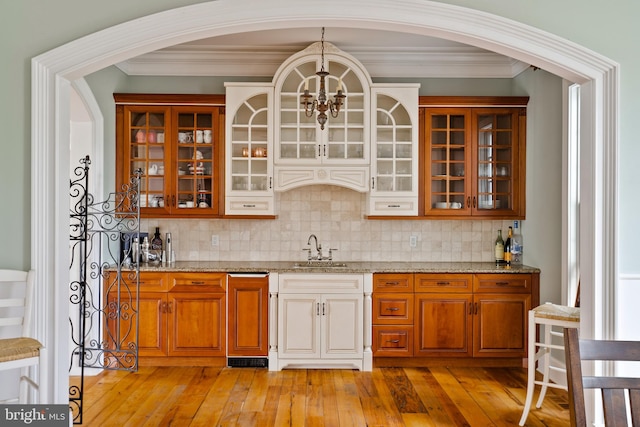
[278,294,363,359]
[368,85,420,216]
[272,42,371,192]
[224,83,275,216]
[275,273,372,371]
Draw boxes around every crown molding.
[115,45,529,78]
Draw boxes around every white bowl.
[435,202,448,209]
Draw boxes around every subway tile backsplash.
[141,185,516,263]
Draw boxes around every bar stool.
[519,302,580,425]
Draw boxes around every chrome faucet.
[306,234,322,260]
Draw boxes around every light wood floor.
[71,366,569,426]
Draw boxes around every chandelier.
[300,27,346,130]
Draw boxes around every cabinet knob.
[385,307,400,312]
[436,281,450,286]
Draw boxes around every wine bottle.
[511,220,523,265]
[504,226,513,265]
[151,227,163,251]
[494,229,504,265]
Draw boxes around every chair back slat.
[565,327,640,426]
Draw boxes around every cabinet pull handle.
[269,177,272,189]
[323,145,326,157]
[387,204,401,208]
[322,303,326,316]
[168,302,173,313]
[467,197,471,208]
[436,281,450,286]
[386,307,400,312]
[469,303,473,315]
[386,339,401,344]
[473,196,476,208]
[318,145,321,157]
[385,281,400,286]
[191,281,205,285]
[316,303,320,316]
[496,281,509,286]
[474,302,478,315]
[243,204,256,208]
[172,195,176,207]
[371,177,375,190]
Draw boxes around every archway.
[31,0,617,407]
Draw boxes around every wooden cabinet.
[373,271,537,362]
[372,273,414,357]
[114,94,225,218]
[227,273,269,357]
[367,85,420,216]
[105,271,226,364]
[224,84,275,216]
[276,273,365,370]
[414,274,473,357]
[421,97,528,218]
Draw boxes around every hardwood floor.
[71,366,569,426]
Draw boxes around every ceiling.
[115,27,530,79]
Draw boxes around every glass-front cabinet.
[273,42,371,192]
[115,94,224,218]
[422,97,527,218]
[368,85,420,216]
[225,84,274,216]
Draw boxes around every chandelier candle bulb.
[304,79,309,91]
[337,77,343,92]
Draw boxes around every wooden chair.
[564,327,640,426]
[0,269,47,403]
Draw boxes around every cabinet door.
[423,107,472,216]
[414,293,473,357]
[471,109,524,217]
[168,292,226,356]
[106,291,168,357]
[228,274,269,356]
[278,294,320,359]
[117,105,172,215]
[321,294,363,359]
[368,86,419,216]
[225,85,275,216]
[172,106,223,216]
[473,293,530,357]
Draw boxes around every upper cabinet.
[224,84,275,216]
[272,42,372,192]
[422,97,528,219]
[115,94,225,218]
[368,85,420,216]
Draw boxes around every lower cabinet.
[373,271,537,361]
[227,273,269,357]
[105,271,226,364]
[276,273,367,370]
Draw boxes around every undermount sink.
[292,261,348,268]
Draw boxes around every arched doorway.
[31,0,617,410]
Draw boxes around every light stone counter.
[134,261,540,274]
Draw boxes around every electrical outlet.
[410,235,418,248]
[211,235,219,247]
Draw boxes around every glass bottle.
[511,220,523,265]
[151,227,163,251]
[504,226,513,265]
[495,229,504,265]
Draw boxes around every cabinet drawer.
[373,273,414,292]
[170,272,226,292]
[415,273,472,293]
[373,326,414,357]
[104,271,169,293]
[373,293,414,324]
[473,273,531,293]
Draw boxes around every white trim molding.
[31,3,618,419]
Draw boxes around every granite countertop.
[131,261,540,274]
